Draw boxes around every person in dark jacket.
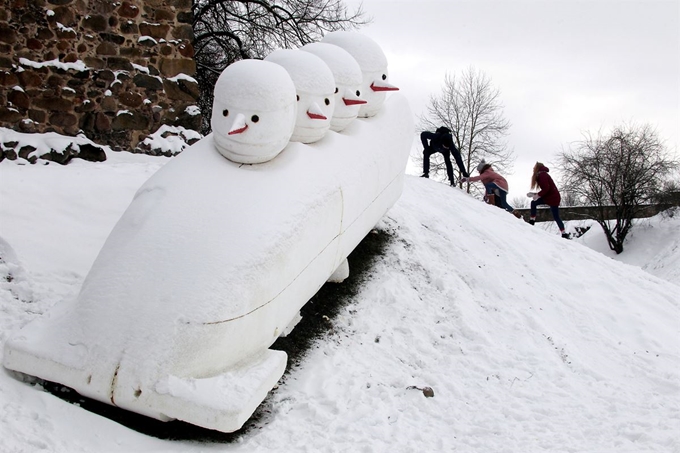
[420,126,469,186]
[528,162,569,238]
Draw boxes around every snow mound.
[0,165,678,452]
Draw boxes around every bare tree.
[418,67,513,190]
[511,196,529,209]
[192,0,368,134]
[560,190,584,207]
[559,123,679,254]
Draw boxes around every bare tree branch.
[192,0,369,134]
[418,67,513,191]
[558,123,679,253]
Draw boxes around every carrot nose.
[228,113,248,135]
[370,81,399,92]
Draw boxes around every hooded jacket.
[536,165,561,206]
[467,167,509,192]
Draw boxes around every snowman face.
[210,60,297,164]
[319,32,399,119]
[358,69,398,118]
[291,89,335,143]
[330,84,366,132]
[265,49,336,144]
[212,102,296,164]
[300,42,365,133]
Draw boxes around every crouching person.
[462,160,520,217]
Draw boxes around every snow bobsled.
[3,94,414,433]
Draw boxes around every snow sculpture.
[3,43,413,434]
[211,59,297,163]
[264,49,335,143]
[300,42,366,132]
[321,31,399,118]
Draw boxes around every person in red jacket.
[528,162,569,238]
[462,159,518,215]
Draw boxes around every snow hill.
[1,153,679,452]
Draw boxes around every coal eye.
[296,95,300,101]
[324,98,330,106]
[356,90,360,96]
[251,115,259,123]
[222,109,229,117]
[334,87,338,94]
[382,74,387,80]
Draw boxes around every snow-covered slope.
[576,212,680,286]
[1,156,678,452]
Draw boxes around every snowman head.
[301,42,366,132]
[265,49,336,143]
[320,31,398,118]
[211,59,297,163]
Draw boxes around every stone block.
[36,27,55,40]
[172,24,193,41]
[0,71,19,86]
[154,9,175,22]
[100,32,125,44]
[119,91,143,108]
[55,27,78,40]
[139,22,170,40]
[18,70,44,87]
[0,107,24,122]
[106,56,133,71]
[96,41,117,56]
[78,143,107,161]
[82,14,108,32]
[112,110,149,130]
[120,21,138,35]
[26,38,43,50]
[163,77,199,101]
[18,145,38,164]
[29,109,46,123]
[8,90,29,110]
[49,111,78,128]
[159,57,195,78]
[118,1,140,18]
[53,5,76,26]
[84,56,106,69]
[100,96,117,111]
[0,24,16,44]
[133,73,163,90]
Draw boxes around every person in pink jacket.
[462,159,517,215]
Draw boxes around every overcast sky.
[345,0,679,198]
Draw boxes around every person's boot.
[420,173,429,178]
[485,193,496,205]
[529,218,536,225]
[561,232,570,239]
[511,210,522,219]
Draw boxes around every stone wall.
[0,0,200,153]
[514,203,679,223]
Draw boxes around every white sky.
[345,0,680,197]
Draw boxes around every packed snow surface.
[1,149,679,452]
[2,94,413,433]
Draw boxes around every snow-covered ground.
[1,151,679,452]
